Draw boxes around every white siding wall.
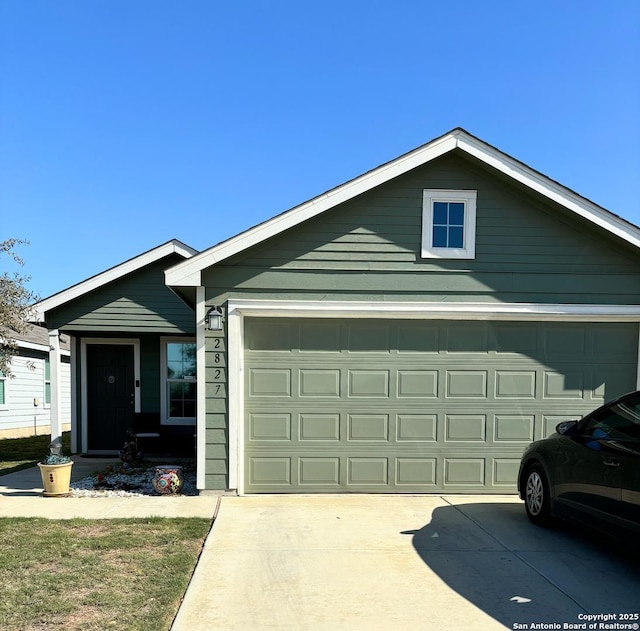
[0,352,71,438]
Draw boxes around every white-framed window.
[422,189,477,259]
[0,370,6,408]
[160,337,196,425]
[44,357,51,406]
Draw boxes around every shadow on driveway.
[401,500,640,629]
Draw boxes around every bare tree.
[0,239,38,375]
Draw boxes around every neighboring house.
[35,129,640,494]
[0,324,71,439]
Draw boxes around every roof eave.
[162,128,640,287]
[34,239,198,322]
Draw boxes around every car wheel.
[524,464,552,527]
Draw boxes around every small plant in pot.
[38,440,73,497]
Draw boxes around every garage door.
[243,318,637,493]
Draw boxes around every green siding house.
[35,240,198,454]
[36,129,640,494]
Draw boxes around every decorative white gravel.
[70,464,198,497]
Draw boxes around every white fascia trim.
[227,299,640,321]
[35,240,198,321]
[456,135,640,249]
[165,136,459,286]
[165,129,640,288]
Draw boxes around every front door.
[87,344,135,451]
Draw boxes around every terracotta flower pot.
[38,461,73,497]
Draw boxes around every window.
[422,189,477,259]
[161,338,196,425]
[585,396,640,441]
[44,358,51,405]
[0,370,6,407]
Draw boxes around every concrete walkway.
[171,494,640,631]
[0,457,219,518]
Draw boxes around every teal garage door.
[243,318,637,493]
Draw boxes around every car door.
[608,396,640,532]
[553,411,622,526]
[554,392,640,531]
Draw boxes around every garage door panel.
[543,370,584,399]
[299,458,340,486]
[494,415,535,442]
[244,318,638,493]
[249,368,292,397]
[446,323,489,353]
[397,370,438,397]
[495,371,537,398]
[347,414,389,441]
[348,370,390,397]
[397,323,439,353]
[493,459,522,486]
[396,458,437,485]
[494,324,537,355]
[446,371,488,398]
[444,415,487,442]
[348,458,388,485]
[397,414,438,441]
[299,413,340,441]
[249,413,291,441]
[299,321,341,353]
[250,457,291,486]
[444,458,485,486]
[348,323,390,353]
[299,369,341,397]
[593,324,638,356]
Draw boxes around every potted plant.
[38,440,73,497]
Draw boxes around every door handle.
[603,459,621,468]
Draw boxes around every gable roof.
[165,127,640,288]
[34,239,197,321]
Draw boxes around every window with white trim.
[44,358,51,406]
[422,189,477,259]
[0,370,6,407]
[161,338,196,425]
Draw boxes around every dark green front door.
[87,344,135,451]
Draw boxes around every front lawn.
[0,432,72,475]
[0,517,211,631]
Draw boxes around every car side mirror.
[556,420,578,436]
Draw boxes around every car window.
[584,396,640,441]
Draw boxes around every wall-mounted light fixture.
[206,306,224,331]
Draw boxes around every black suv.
[518,390,640,539]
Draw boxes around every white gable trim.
[34,240,197,321]
[165,129,640,288]
[456,134,640,248]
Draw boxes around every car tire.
[524,463,552,527]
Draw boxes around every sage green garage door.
[244,318,637,493]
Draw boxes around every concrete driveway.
[172,495,640,631]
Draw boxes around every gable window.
[161,338,196,425]
[422,189,477,259]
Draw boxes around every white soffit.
[165,128,640,287]
[34,239,197,321]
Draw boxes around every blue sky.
[1,1,639,299]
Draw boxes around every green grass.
[0,432,72,475]
[0,517,212,631]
